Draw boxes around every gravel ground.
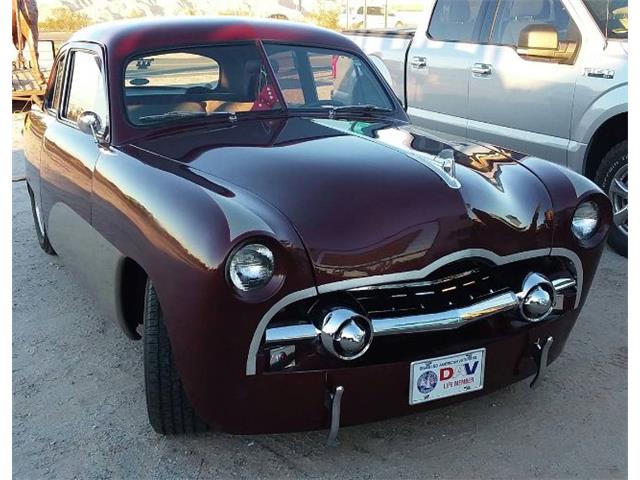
[12,113,627,479]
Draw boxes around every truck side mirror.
[516,24,575,63]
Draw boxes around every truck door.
[467,0,581,164]
[405,0,488,137]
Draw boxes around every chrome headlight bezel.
[227,243,275,292]
[571,201,600,241]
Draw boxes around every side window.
[62,50,108,131]
[45,53,66,111]
[490,0,580,46]
[124,52,220,89]
[427,0,483,43]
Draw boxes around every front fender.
[92,146,317,424]
[571,83,627,145]
[519,156,612,307]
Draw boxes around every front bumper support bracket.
[530,336,554,389]
[326,385,344,446]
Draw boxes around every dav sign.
[409,348,486,405]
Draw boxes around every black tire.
[143,281,208,434]
[27,185,56,255]
[594,140,628,257]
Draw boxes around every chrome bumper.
[264,277,575,346]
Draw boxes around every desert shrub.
[218,7,254,17]
[306,6,340,30]
[126,8,147,19]
[39,7,92,32]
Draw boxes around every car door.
[40,43,109,227]
[467,0,581,164]
[406,0,489,137]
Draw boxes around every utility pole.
[384,0,388,28]
[346,0,350,29]
[364,0,367,29]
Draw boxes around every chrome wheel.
[609,163,628,235]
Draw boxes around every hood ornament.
[434,149,458,184]
[407,147,461,190]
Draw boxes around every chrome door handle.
[472,63,492,76]
[410,56,428,70]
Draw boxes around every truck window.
[427,0,483,43]
[490,0,580,46]
[582,0,627,39]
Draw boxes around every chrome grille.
[348,264,509,318]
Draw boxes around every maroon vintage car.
[23,17,611,439]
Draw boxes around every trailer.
[12,0,56,102]
[12,40,55,102]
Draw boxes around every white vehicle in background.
[243,0,304,21]
[347,0,628,256]
[339,5,407,29]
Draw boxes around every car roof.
[69,16,360,55]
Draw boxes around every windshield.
[262,43,394,112]
[583,0,628,39]
[123,44,283,126]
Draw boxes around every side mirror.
[516,24,575,63]
[77,111,102,141]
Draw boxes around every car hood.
[131,117,554,286]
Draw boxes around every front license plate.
[409,348,486,405]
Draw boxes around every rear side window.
[490,0,580,46]
[45,53,66,111]
[62,51,108,131]
[428,0,483,42]
[124,52,220,89]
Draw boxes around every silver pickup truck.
[347,0,628,256]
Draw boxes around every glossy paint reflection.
[133,117,554,285]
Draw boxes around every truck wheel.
[27,185,56,255]
[143,280,208,434]
[595,140,627,257]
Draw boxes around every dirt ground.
[12,113,627,479]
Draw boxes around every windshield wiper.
[137,110,237,125]
[321,104,393,118]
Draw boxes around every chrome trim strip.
[317,249,551,294]
[552,277,577,292]
[246,287,317,375]
[265,324,319,344]
[373,291,520,336]
[348,268,480,292]
[550,248,583,305]
[263,291,520,345]
[246,248,583,375]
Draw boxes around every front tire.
[27,185,56,255]
[595,140,628,257]
[143,281,208,434]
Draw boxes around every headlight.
[228,243,274,291]
[571,201,599,240]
